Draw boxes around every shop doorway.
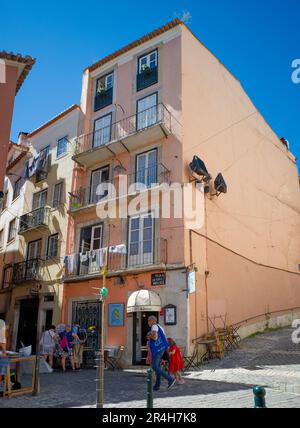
[16,298,39,353]
[132,311,158,365]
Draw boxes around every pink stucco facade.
[63,21,300,364]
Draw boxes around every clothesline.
[64,244,127,275]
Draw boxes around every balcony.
[13,259,43,283]
[18,206,50,235]
[94,87,113,111]
[64,238,167,279]
[137,66,158,91]
[69,163,170,212]
[73,104,172,168]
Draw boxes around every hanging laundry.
[109,244,127,254]
[25,153,40,178]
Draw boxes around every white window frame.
[90,166,109,204]
[53,182,63,208]
[128,213,154,266]
[136,149,158,189]
[93,113,112,147]
[96,72,114,94]
[47,234,59,258]
[138,50,158,74]
[56,136,68,159]
[7,219,17,243]
[32,189,47,210]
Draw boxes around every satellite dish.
[189,156,211,182]
[214,173,227,195]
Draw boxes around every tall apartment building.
[0,51,35,195]
[0,105,79,352]
[62,19,300,366]
[0,140,30,346]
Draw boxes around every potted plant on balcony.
[97,82,107,96]
[141,64,152,77]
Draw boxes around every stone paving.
[0,326,300,408]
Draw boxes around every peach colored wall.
[181,25,300,339]
[63,272,166,346]
[0,64,18,191]
[67,34,185,264]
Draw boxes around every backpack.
[59,334,69,351]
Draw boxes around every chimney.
[280,137,289,150]
[18,131,29,147]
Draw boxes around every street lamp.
[95,266,108,409]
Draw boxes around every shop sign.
[151,273,166,286]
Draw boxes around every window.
[47,234,59,258]
[96,72,114,94]
[0,229,4,248]
[57,136,68,158]
[53,182,63,208]
[137,93,158,130]
[136,149,157,188]
[8,219,17,242]
[1,190,8,212]
[137,50,158,91]
[94,73,114,111]
[90,167,109,204]
[32,189,47,210]
[27,239,42,260]
[128,214,154,266]
[13,178,22,200]
[93,114,112,147]
[2,266,13,289]
[79,224,103,252]
[138,50,158,74]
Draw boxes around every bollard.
[253,386,267,408]
[147,368,153,408]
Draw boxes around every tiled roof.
[27,104,80,138]
[85,18,182,73]
[0,51,36,94]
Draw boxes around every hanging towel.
[109,244,127,254]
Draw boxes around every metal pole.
[147,368,153,408]
[253,386,266,408]
[33,295,41,396]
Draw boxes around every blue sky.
[1,0,299,167]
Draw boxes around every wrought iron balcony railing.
[74,103,171,157]
[94,87,113,111]
[136,66,158,91]
[69,163,170,211]
[18,206,50,234]
[13,258,43,283]
[64,238,167,278]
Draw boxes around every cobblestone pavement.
[1,326,300,408]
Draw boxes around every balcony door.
[93,113,112,148]
[90,166,109,204]
[137,93,158,131]
[136,149,157,189]
[26,239,42,280]
[128,214,154,267]
[32,189,47,210]
[79,224,103,274]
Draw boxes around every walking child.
[168,338,184,384]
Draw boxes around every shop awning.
[127,290,162,313]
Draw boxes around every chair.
[106,346,125,370]
[182,346,199,371]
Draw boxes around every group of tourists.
[40,323,87,372]
[146,315,184,391]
